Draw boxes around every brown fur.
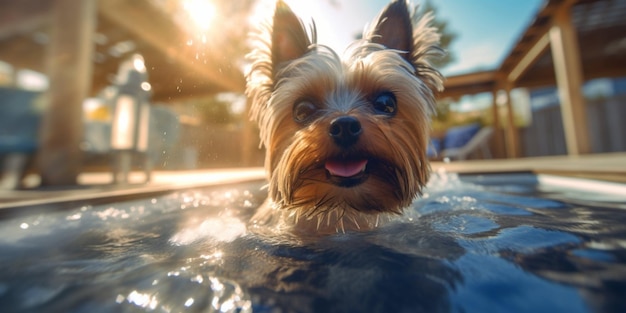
[246,0,444,234]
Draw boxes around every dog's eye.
[373,92,397,116]
[293,100,318,123]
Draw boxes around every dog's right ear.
[271,1,311,73]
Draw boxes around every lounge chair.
[0,87,43,189]
[440,124,494,160]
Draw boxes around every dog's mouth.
[324,159,368,187]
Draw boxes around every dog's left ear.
[370,0,413,59]
[271,1,311,75]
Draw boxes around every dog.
[246,0,444,234]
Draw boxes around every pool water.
[0,172,625,313]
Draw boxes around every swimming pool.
[0,171,624,313]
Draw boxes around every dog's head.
[246,0,444,228]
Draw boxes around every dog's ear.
[368,0,444,93]
[370,0,413,57]
[271,1,311,70]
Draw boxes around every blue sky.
[283,0,545,76]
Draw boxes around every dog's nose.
[329,116,362,147]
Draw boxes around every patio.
[0,0,625,190]
[1,152,624,214]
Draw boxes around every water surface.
[0,172,625,313]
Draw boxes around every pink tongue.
[325,159,368,177]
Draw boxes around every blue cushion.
[0,87,43,154]
[443,123,481,149]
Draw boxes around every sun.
[182,0,216,32]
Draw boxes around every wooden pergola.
[2,0,625,184]
[0,0,246,185]
[440,0,626,159]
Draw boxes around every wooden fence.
[519,95,626,157]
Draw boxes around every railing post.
[549,3,590,155]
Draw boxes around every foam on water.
[0,173,625,313]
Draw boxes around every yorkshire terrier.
[246,0,444,234]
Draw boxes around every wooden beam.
[444,70,497,88]
[38,0,97,185]
[549,4,590,155]
[440,70,497,99]
[98,0,244,93]
[507,32,550,83]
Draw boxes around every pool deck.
[0,152,624,212]
[432,152,626,183]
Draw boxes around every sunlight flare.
[183,0,215,31]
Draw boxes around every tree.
[416,0,457,70]
[414,0,458,129]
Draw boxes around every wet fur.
[246,0,444,234]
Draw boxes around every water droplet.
[66,213,82,221]
[191,275,204,283]
[126,290,158,309]
[115,294,125,304]
[184,298,194,307]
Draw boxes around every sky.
[282,0,545,76]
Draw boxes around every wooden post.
[549,4,590,155]
[38,0,96,185]
[491,88,503,158]
[503,81,520,158]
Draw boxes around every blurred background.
[0,0,625,188]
